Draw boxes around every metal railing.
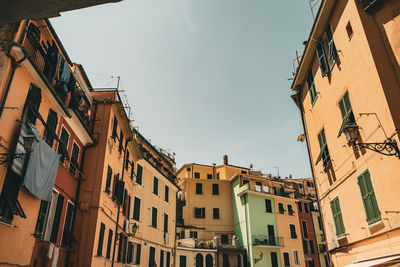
[252,235,284,247]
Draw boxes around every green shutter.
[331,197,345,236]
[315,129,331,166]
[35,200,49,237]
[326,25,338,63]
[153,177,159,195]
[136,244,141,264]
[316,41,329,77]
[116,180,125,206]
[152,207,158,228]
[307,70,318,104]
[97,223,105,256]
[358,170,381,224]
[338,92,356,137]
[105,166,112,193]
[133,197,141,221]
[136,164,143,185]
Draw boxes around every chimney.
[223,155,228,165]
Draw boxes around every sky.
[50,0,319,178]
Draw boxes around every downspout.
[0,20,28,118]
[111,135,131,267]
[243,193,251,267]
[294,88,331,266]
[65,141,97,267]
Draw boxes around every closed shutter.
[97,223,105,256]
[105,166,112,193]
[358,170,381,223]
[331,197,345,236]
[316,41,329,77]
[136,164,143,185]
[133,197,141,221]
[106,229,113,259]
[135,244,141,264]
[25,84,42,125]
[44,109,58,146]
[57,127,69,162]
[61,201,74,247]
[265,199,272,213]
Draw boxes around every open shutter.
[316,41,329,77]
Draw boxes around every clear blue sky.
[51,0,319,178]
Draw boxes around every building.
[70,87,178,267]
[175,157,247,267]
[290,0,400,265]
[0,19,95,267]
[232,173,306,267]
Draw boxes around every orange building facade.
[291,0,400,266]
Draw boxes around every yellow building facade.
[291,0,400,265]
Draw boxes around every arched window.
[206,254,213,267]
[196,253,204,267]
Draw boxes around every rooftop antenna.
[273,166,280,178]
[309,0,321,20]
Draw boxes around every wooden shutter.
[316,41,329,77]
[97,223,105,256]
[133,197,141,221]
[136,164,143,185]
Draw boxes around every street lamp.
[342,123,400,159]
[0,134,38,164]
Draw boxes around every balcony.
[252,235,284,247]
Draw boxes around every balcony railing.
[253,235,284,247]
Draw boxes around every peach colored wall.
[295,0,400,265]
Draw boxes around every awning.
[346,255,400,267]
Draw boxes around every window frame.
[212,183,219,195]
[132,196,141,222]
[151,206,158,228]
[196,183,203,195]
[153,177,159,196]
[213,208,220,219]
[289,224,297,239]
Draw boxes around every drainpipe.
[0,20,28,118]
[111,135,132,267]
[294,89,331,265]
[243,193,251,267]
[65,141,97,267]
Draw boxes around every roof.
[346,255,400,267]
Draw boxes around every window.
[69,143,80,175]
[309,240,315,254]
[290,224,297,239]
[196,253,203,267]
[133,196,141,221]
[315,24,338,77]
[358,170,381,224]
[57,126,69,162]
[0,170,26,223]
[118,129,124,153]
[223,253,229,267]
[315,128,331,167]
[194,172,200,179]
[326,24,338,67]
[302,221,308,238]
[44,109,58,147]
[243,179,249,185]
[316,41,329,77]
[194,207,205,218]
[125,150,130,170]
[213,208,220,219]
[165,185,169,202]
[180,255,187,267]
[346,21,353,39]
[196,183,202,194]
[307,70,318,104]
[127,243,142,264]
[241,170,247,174]
[164,213,168,233]
[217,173,220,180]
[153,177,159,195]
[288,204,294,215]
[212,184,219,195]
[106,229,113,259]
[130,161,134,179]
[97,223,105,256]
[304,203,309,213]
[297,202,303,212]
[190,231,198,238]
[186,167,191,171]
[105,166,112,194]
[318,216,323,230]
[265,199,272,213]
[136,164,143,185]
[207,254,213,267]
[151,207,157,228]
[149,246,156,267]
[331,197,345,236]
[61,201,74,247]
[271,252,279,267]
[34,200,49,238]
[221,234,229,245]
[23,84,42,125]
[283,252,291,267]
[207,174,212,179]
[278,203,285,214]
[338,91,356,137]
[49,193,64,243]
[112,116,118,140]
[294,250,300,265]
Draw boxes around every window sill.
[336,234,348,241]
[0,218,13,227]
[367,217,383,227]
